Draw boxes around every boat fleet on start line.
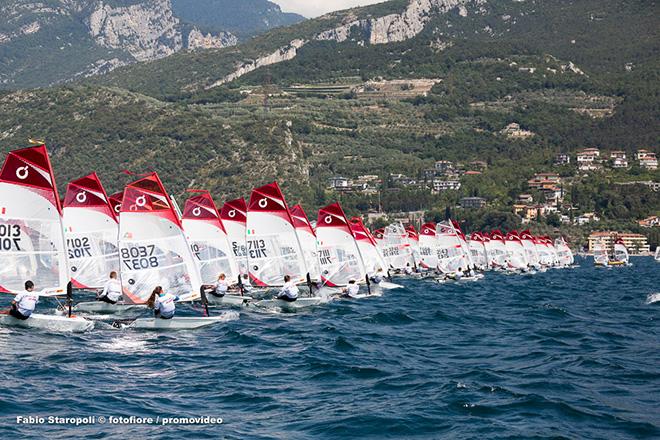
[0,145,584,333]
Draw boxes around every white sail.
[63,172,119,289]
[613,241,629,265]
[555,237,574,266]
[467,237,488,269]
[519,231,541,268]
[350,217,387,276]
[0,145,68,295]
[504,232,528,269]
[380,223,415,270]
[593,240,609,266]
[182,190,239,285]
[418,223,439,269]
[291,204,321,281]
[436,222,467,273]
[485,232,508,269]
[220,198,248,276]
[316,203,366,287]
[118,173,202,304]
[245,182,307,287]
[655,246,660,262]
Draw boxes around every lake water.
[0,257,658,439]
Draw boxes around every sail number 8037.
[121,245,159,270]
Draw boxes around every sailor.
[341,279,360,298]
[7,281,38,320]
[455,267,463,280]
[404,263,414,275]
[147,286,179,319]
[98,271,122,304]
[212,273,230,298]
[276,275,299,302]
[240,273,253,294]
[370,268,385,284]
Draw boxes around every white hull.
[377,281,403,290]
[206,294,252,306]
[73,301,147,315]
[0,313,93,332]
[127,313,239,330]
[256,297,327,311]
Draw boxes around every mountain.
[171,0,304,40]
[0,0,302,89]
[0,0,658,225]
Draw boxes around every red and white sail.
[468,232,489,269]
[505,231,528,269]
[220,198,248,275]
[418,222,438,269]
[118,173,201,304]
[519,230,541,268]
[486,231,508,268]
[316,203,366,287]
[450,220,475,268]
[290,204,321,281]
[0,145,68,295]
[349,217,387,276]
[405,224,420,265]
[182,190,239,285]
[245,182,307,287]
[63,172,119,289]
[108,191,124,218]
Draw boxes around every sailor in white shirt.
[98,271,122,304]
[276,275,299,302]
[341,279,360,298]
[370,268,385,284]
[212,273,230,298]
[8,281,38,320]
[148,286,179,319]
[240,274,253,294]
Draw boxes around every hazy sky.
[274,0,387,18]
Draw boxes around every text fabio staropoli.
[15,415,223,426]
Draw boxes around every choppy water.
[0,257,658,439]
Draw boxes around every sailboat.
[349,218,402,291]
[610,239,630,266]
[554,237,574,267]
[405,224,420,272]
[485,231,508,270]
[468,232,489,270]
[0,145,93,332]
[418,222,439,270]
[655,246,660,262]
[504,231,529,271]
[435,221,467,278]
[182,190,248,306]
[379,223,415,272]
[118,173,234,329]
[246,182,324,309]
[593,239,609,267]
[64,174,134,314]
[316,203,367,290]
[290,204,322,282]
[220,198,248,276]
[519,230,541,269]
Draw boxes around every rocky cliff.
[212,0,473,87]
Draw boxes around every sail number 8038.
[121,245,159,270]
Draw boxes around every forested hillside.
[0,0,657,241]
